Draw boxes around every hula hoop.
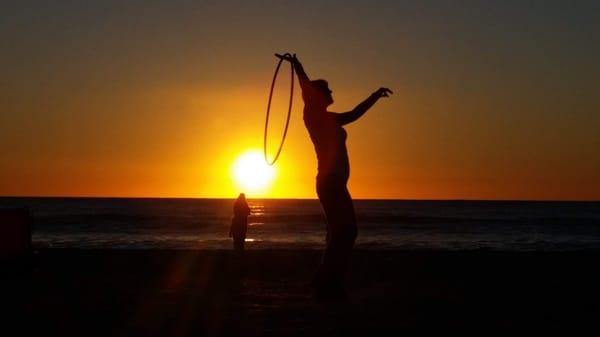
[263,53,295,166]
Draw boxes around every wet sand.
[2,249,600,336]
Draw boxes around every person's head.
[311,79,334,107]
[238,193,246,201]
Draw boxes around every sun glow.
[232,150,276,194]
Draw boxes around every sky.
[1,0,599,200]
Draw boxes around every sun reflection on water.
[249,201,265,216]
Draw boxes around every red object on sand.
[0,208,32,259]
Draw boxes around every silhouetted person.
[229,193,251,251]
[279,53,392,300]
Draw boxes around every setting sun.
[232,150,276,193]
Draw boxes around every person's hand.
[275,53,299,65]
[373,87,393,98]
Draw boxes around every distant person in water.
[229,193,251,251]
[279,53,392,300]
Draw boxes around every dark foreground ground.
[2,249,600,336]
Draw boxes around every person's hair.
[311,79,329,94]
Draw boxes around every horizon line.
[1,195,598,203]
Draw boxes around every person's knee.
[342,220,357,241]
[345,227,357,245]
[330,225,356,246]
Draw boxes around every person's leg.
[313,179,332,289]
[234,238,243,251]
[324,186,356,284]
[314,179,357,296]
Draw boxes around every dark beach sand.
[2,249,600,336]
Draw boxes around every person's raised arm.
[276,53,312,96]
[334,87,393,126]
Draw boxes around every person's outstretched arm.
[334,87,393,126]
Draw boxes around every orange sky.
[1,1,599,200]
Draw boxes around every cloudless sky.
[1,0,599,199]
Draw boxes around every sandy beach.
[2,249,599,336]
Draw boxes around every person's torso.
[303,105,350,181]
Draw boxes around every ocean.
[1,197,600,251]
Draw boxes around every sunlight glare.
[232,150,275,193]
